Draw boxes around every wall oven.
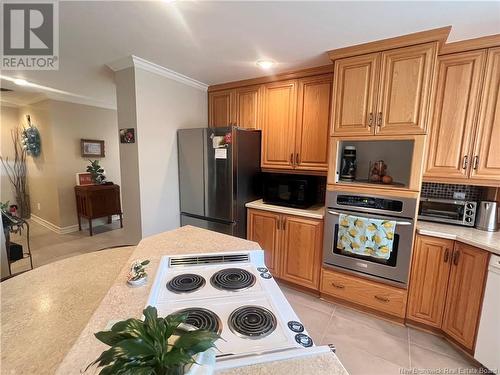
[323,190,417,287]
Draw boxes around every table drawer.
[321,268,407,317]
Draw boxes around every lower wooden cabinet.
[407,235,454,328]
[442,241,489,350]
[321,268,408,318]
[247,208,323,290]
[407,234,489,351]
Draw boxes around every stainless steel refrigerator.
[178,127,261,238]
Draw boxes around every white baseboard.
[30,214,121,235]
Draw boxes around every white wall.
[114,64,207,242]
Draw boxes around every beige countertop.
[0,245,135,375]
[246,199,325,219]
[417,221,500,255]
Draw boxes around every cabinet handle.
[368,112,373,127]
[473,155,479,170]
[374,295,390,303]
[453,250,460,266]
[290,153,294,166]
[377,112,382,127]
[282,217,286,230]
[444,248,450,263]
[462,155,468,170]
[295,153,300,165]
[331,282,345,289]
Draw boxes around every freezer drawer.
[180,214,236,236]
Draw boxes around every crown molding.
[107,55,208,92]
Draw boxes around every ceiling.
[1,1,499,109]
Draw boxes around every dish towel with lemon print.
[337,214,396,260]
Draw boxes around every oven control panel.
[337,195,403,212]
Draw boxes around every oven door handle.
[327,210,413,226]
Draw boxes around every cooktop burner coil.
[167,274,206,293]
[174,307,222,335]
[210,268,256,291]
[228,305,277,339]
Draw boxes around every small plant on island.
[128,259,150,282]
[88,306,219,375]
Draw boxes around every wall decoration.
[21,115,41,157]
[81,139,105,157]
[75,172,93,186]
[86,160,106,184]
[0,129,30,218]
[119,128,135,143]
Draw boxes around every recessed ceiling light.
[256,59,276,70]
[14,79,29,86]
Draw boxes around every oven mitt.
[337,214,396,260]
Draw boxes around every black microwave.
[262,174,320,209]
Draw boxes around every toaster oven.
[418,198,477,227]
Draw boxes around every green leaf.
[95,330,132,346]
[174,330,219,351]
[141,260,150,266]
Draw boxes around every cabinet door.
[281,216,322,290]
[470,47,500,183]
[247,209,281,276]
[208,90,234,127]
[442,242,489,350]
[261,80,297,169]
[234,85,262,129]
[376,43,437,135]
[332,53,379,136]
[407,235,453,328]
[425,51,486,180]
[295,74,332,172]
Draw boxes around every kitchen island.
[2,226,347,374]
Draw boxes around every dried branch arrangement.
[0,129,30,218]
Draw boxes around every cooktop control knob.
[257,267,268,273]
[466,210,473,216]
[287,321,304,333]
[295,333,313,347]
[260,272,272,279]
[465,217,472,223]
[466,203,474,209]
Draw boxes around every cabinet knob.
[377,112,382,128]
[368,113,373,127]
[444,248,450,263]
[295,153,300,165]
[473,155,479,170]
[290,153,294,166]
[453,250,460,266]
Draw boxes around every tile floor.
[8,219,133,274]
[279,283,479,375]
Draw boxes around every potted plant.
[86,160,106,184]
[127,259,150,286]
[88,306,219,375]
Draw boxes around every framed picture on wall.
[81,139,105,157]
[119,128,135,143]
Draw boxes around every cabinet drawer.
[321,268,407,317]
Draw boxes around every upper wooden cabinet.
[294,74,332,171]
[261,75,332,172]
[208,85,261,129]
[424,46,500,186]
[407,235,454,328]
[331,42,438,136]
[442,242,489,351]
[247,208,323,290]
[233,85,262,129]
[209,90,233,127]
[261,80,298,169]
[377,43,437,135]
[470,47,500,182]
[332,53,379,136]
[425,50,486,180]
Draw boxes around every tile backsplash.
[421,182,485,201]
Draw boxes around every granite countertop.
[246,199,325,220]
[0,246,135,375]
[417,221,500,255]
[53,226,345,374]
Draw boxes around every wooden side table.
[74,184,123,236]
